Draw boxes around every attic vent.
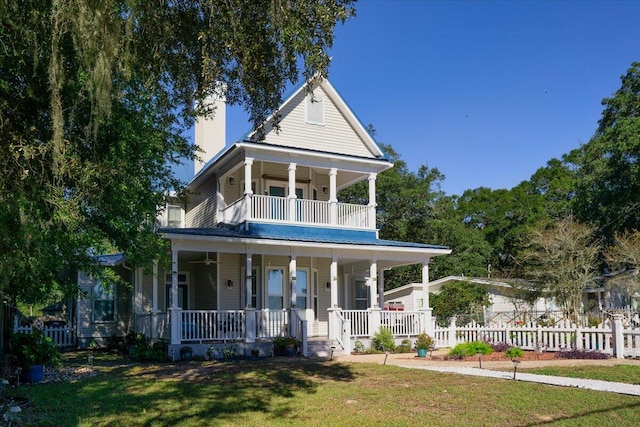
[306,93,324,125]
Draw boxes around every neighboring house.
[385,276,556,326]
[77,78,451,355]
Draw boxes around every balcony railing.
[221,194,373,230]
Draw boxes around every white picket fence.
[433,318,640,358]
[14,323,75,348]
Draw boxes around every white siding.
[186,176,218,227]
[261,87,377,158]
[76,268,131,345]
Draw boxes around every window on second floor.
[166,204,183,228]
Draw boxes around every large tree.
[0,0,355,304]
[573,62,640,237]
[518,216,600,322]
[604,230,640,300]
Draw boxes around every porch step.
[306,338,344,359]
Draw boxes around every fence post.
[169,307,182,345]
[612,313,625,359]
[369,307,381,338]
[342,321,352,355]
[448,316,457,348]
[575,326,583,350]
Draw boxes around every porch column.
[421,258,433,336]
[151,260,159,340]
[328,257,339,340]
[289,256,297,337]
[329,168,337,225]
[330,257,338,308]
[289,257,297,308]
[369,261,378,308]
[245,254,256,344]
[245,253,253,308]
[368,173,377,229]
[244,157,254,221]
[169,249,181,345]
[288,162,297,222]
[378,268,385,309]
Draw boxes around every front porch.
[136,308,432,357]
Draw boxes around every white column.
[369,261,378,308]
[152,260,159,312]
[329,168,337,225]
[245,253,253,308]
[330,258,338,308]
[378,268,385,309]
[288,162,297,222]
[422,260,430,309]
[289,257,297,307]
[244,157,254,221]
[151,260,159,339]
[422,258,433,335]
[368,173,377,229]
[169,249,181,345]
[171,251,179,309]
[328,257,340,341]
[244,254,256,344]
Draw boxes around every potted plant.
[414,333,434,358]
[273,335,299,357]
[179,345,193,361]
[10,329,61,383]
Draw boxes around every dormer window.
[306,93,324,125]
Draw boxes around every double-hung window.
[93,279,115,322]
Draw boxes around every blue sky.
[175,0,640,196]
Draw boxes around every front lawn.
[8,352,640,426]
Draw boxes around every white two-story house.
[77,78,451,357]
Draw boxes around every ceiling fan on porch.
[189,252,218,266]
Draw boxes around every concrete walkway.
[406,365,640,397]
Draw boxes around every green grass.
[9,352,640,426]
[521,364,640,385]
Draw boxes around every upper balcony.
[220,194,374,230]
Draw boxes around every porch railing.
[180,310,245,342]
[220,194,372,230]
[342,310,370,337]
[381,311,424,336]
[134,312,170,341]
[255,309,289,338]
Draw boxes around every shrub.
[396,339,412,353]
[447,341,493,359]
[489,341,510,352]
[371,327,395,352]
[504,347,524,358]
[10,329,61,368]
[353,340,365,354]
[556,349,610,360]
